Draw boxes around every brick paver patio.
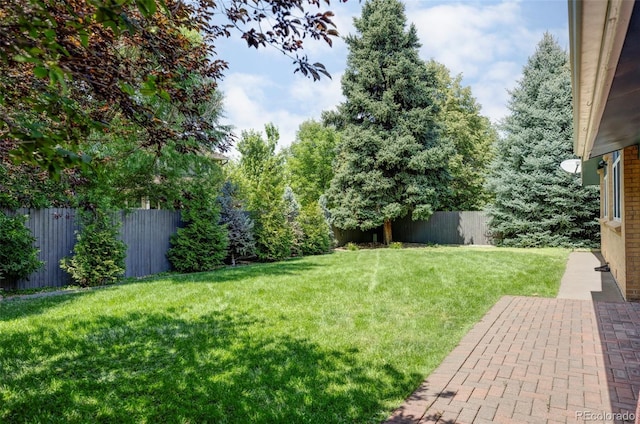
[385,296,640,424]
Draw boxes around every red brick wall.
[623,145,640,300]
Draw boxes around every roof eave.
[569,0,634,159]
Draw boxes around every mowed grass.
[0,247,568,423]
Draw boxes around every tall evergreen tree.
[325,0,451,244]
[487,33,599,247]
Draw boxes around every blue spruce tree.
[219,181,256,266]
[325,0,452,245]
[487,33,599,247]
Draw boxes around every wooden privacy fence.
[6,209,490,290]
[8,208,181,290]
[333,211,492,246]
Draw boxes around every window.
[603,163,608,218]
[613,150,621,220]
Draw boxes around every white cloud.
[219,0,569,142]
[406,0,558,123]
[220,72,344,153]
[472,61,522,123]
[409,2,522,76]
[288,72,344,112]
[215,2,355,152]
[220,73,270,130]
[216,2,356,72]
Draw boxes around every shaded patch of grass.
[0,247,568,423]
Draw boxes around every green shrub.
[0,211,42,285]
[60,209,126,287]
[298,204,332,255]
[168,188,229,273]
[345,242,359,251]
[389,242,403,249]
[253,207,294,261]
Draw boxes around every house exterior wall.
[600,152,626,297]
[599,146,640,300]
[623,146,640,300]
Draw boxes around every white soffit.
[571,0,633,159]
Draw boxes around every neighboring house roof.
[569,0,639,159]
[210,152,230,163]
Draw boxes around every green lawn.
[0,247,568,423]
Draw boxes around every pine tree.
[167,185,229,272]
[0,212,42,285]
[60,208,127,286]
[487,33,599,247]
[218,181,256,266]
[325,0,451,244]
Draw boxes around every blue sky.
[216,0,569,151]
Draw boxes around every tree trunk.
[383,219,392,245]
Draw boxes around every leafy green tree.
[218,181,256,266]
[325,0,451,244]
[285,120,339,206]
[487,33,599,247]
[0,152,74,209]
[236,124,294,261]
[428,60,497,210]
[167,184,229,273]
[1,0,341,173]
[72,36,233,209]
[1,28,231,211]
[81,104,229,211]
